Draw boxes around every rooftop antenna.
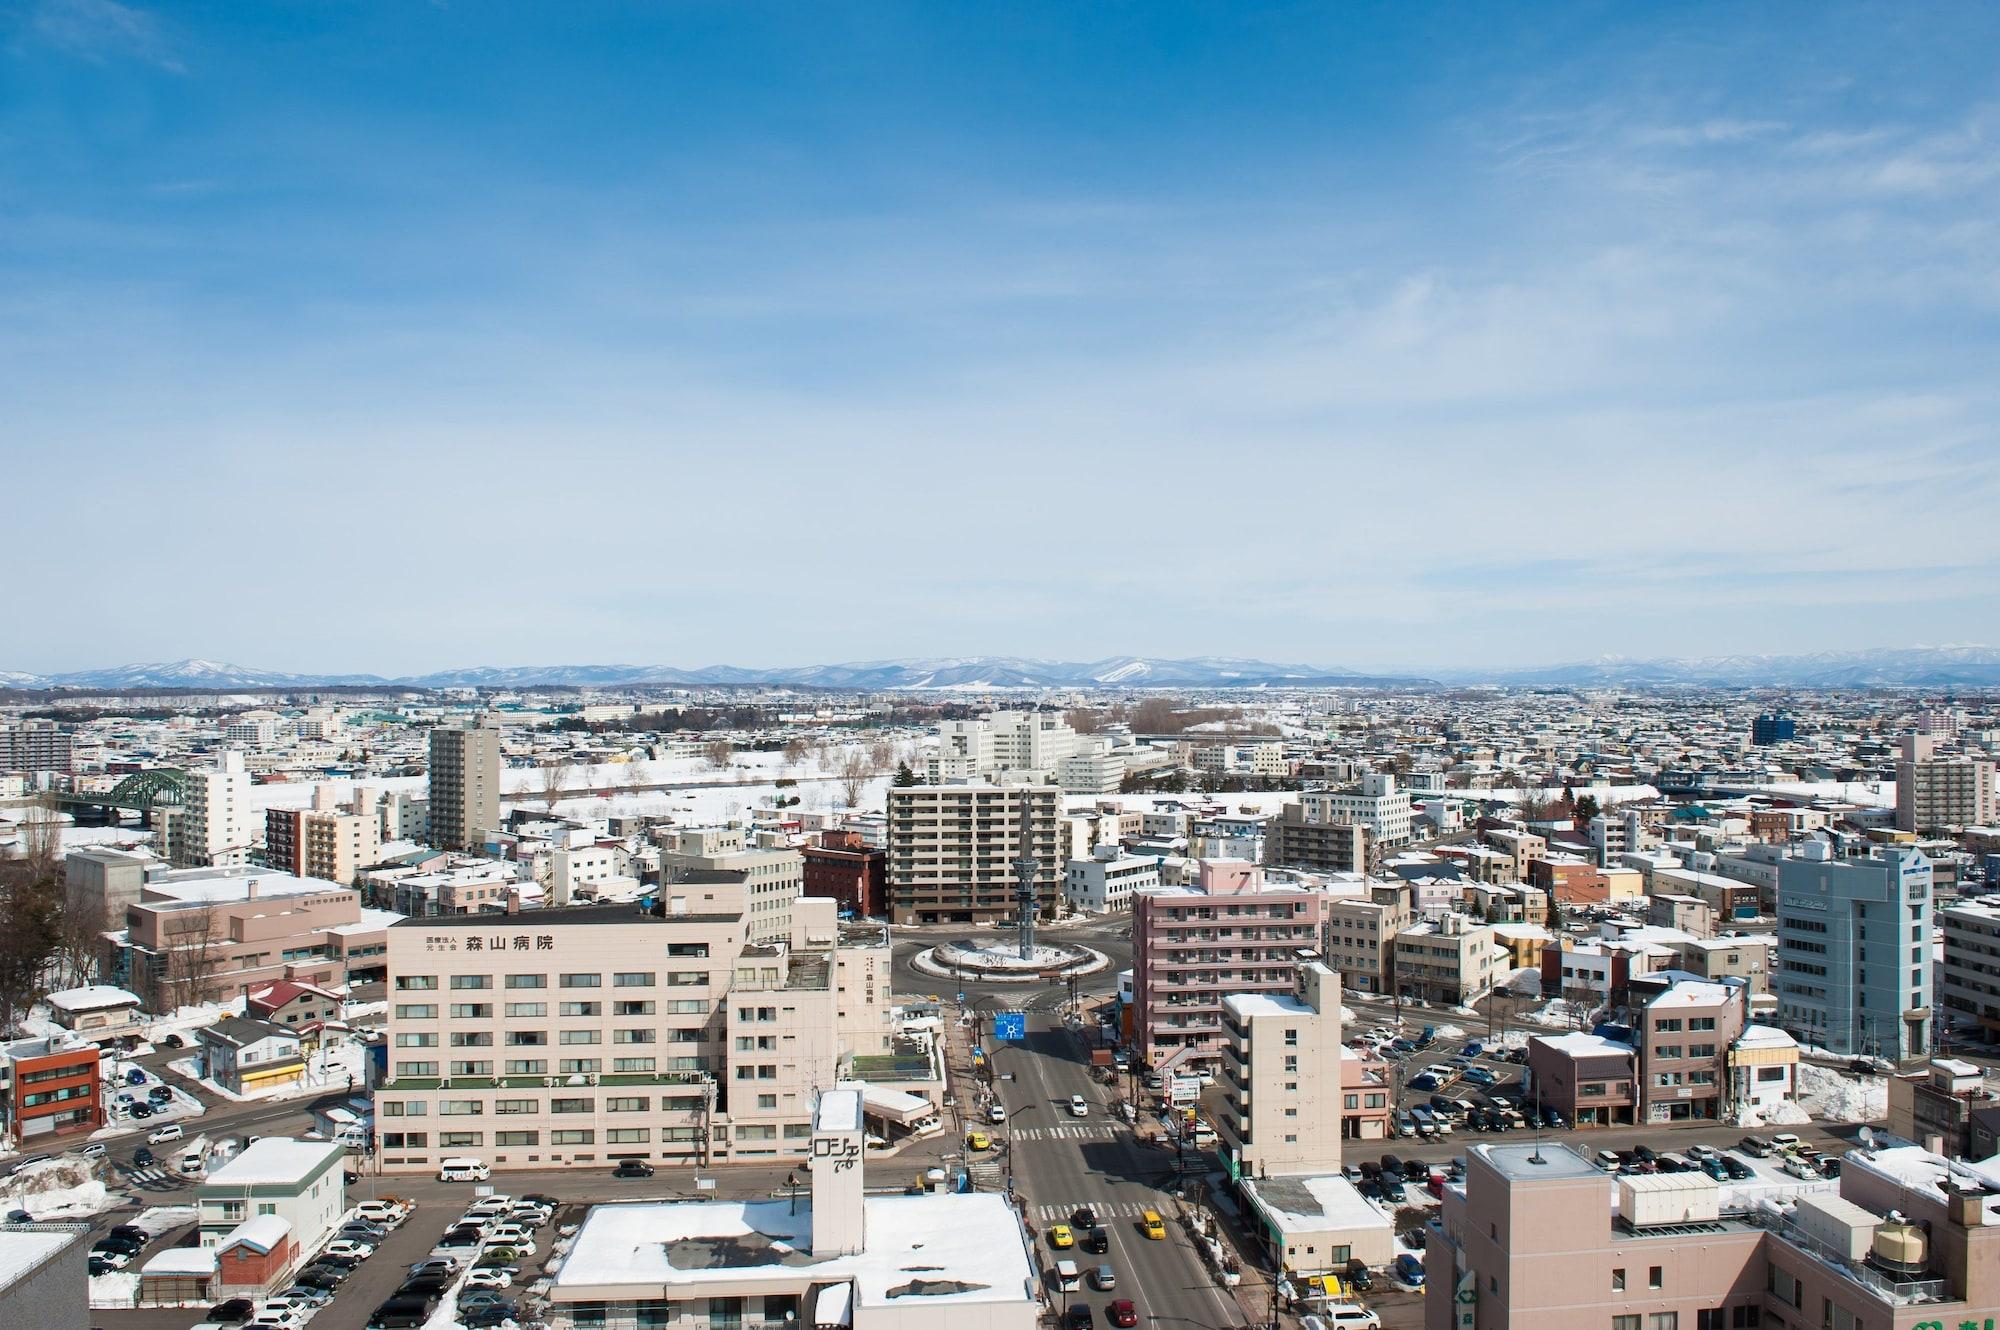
[1528,1089,1547,1164]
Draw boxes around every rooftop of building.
[202,1137,343,1188]
[1531,1031,1635,1059]
[143,870,342,905]
[1473,1141,1605,1182]
[0,1228,81,1295]
[1240,1174,1396,1237]
[1223,992,1313,1019]
[1733,1024,1798,1051]
[390,902,740,928]
[552,1193,1036,1309]
[44,984,141,1013]
[1648,979,1742,1009]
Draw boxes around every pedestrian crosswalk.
[120,1165,175,1188]
[1025,1200,1159,1222]
[1009,1124,1122,1142]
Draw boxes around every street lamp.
[786,1170,801,1214]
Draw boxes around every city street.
[979,1012,1251,1330]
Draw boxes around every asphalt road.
[984,1013,1244,1330]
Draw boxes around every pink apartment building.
[1132,860,1327,1073]
[1427,1140,2000,1330]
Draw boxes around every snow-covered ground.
[143,996,246,1044]
[127,1204,198,1237]
[1794,1062,1887,1123]
[88,1271,140,1307]
[0,1159,117,1220]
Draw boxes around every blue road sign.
[994,1012,1026,1041]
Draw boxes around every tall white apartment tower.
[175,749,251,868]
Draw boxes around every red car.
[1108,1299,1138,1328]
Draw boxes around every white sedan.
[465,1268,514,1289]
[322,1239,375,1261]
[1069,1095,1089,1118]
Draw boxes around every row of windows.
[399,971,695,991]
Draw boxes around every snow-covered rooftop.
[1533,1031,1634,1059]
[321,907,405,936]
[1732,1024,1797,1051]
[1849,1146,2000,1222]
[1242,1173,1397,1236]
[1224,992,1312,1019]
[145,870,339,904]
[141,1245,218,1275]
[0,1230,75,1294]
[552,1194,1036,1311]
[45,984,141,1013]
[202,1137,343,1188]
[1648,979,1739,1008]
[816,1088,862,1133]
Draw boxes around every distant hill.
[6,654,1431,691]
[12,647,1998,692]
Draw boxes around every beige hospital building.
[376,889,902,1175]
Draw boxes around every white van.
[1052,1259,1081,1292]
[437,1157,491,1182]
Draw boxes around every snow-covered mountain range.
[3,655,1423,691]
[7,647,2000,691]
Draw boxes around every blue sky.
[4,1,1998,675]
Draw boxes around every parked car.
[127,1103,153,1119]
[612,1159,654,1178]
[1345,1258,1375,1293]
[1408,1074,1440,1092]
[1723,1157,1754,1180]
[355,1200,409,1226]
[1322,1303,1383,1330]
[987,1104,1007,1124]
[247,1307,305,1330]
[296,1265,348,1289]
[1378,1179,1407,1203]
[324,1239,376,1261]
[206,1299,257,1324]
[406,1259,460,1279]
[1396,1253,1426,1287]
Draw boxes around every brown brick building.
[801,830,886,918]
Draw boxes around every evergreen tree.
[893,761,919,787]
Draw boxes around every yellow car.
[967,1131,992,1152]
[1048,1224,1074,1249]
[1141,1210,1166,1240]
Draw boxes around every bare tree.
[783,738,812,768]
[1065,709,1103,735]
[867,736,895,771]
[161,903,226,1011]
[705,739,733,771]
[836,749,875,808]
[0,858,61,1034]
[55,882,108,991]
[538,761,572,812]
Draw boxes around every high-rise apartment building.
[1131,861,1326,1072]
[1775,842,1933,1058]
[1216,957,1345,1180]
[429,721,501,852]
[1303,772,1413,850]
[374,896,892,1175]
[1896,750,1997,834]
[0,719,74,773]
[265,787,382,886]
[1937,898,2000,1043]
[170,749,252,869]
[1269,800,1373,874]
[884,785,1060,925]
